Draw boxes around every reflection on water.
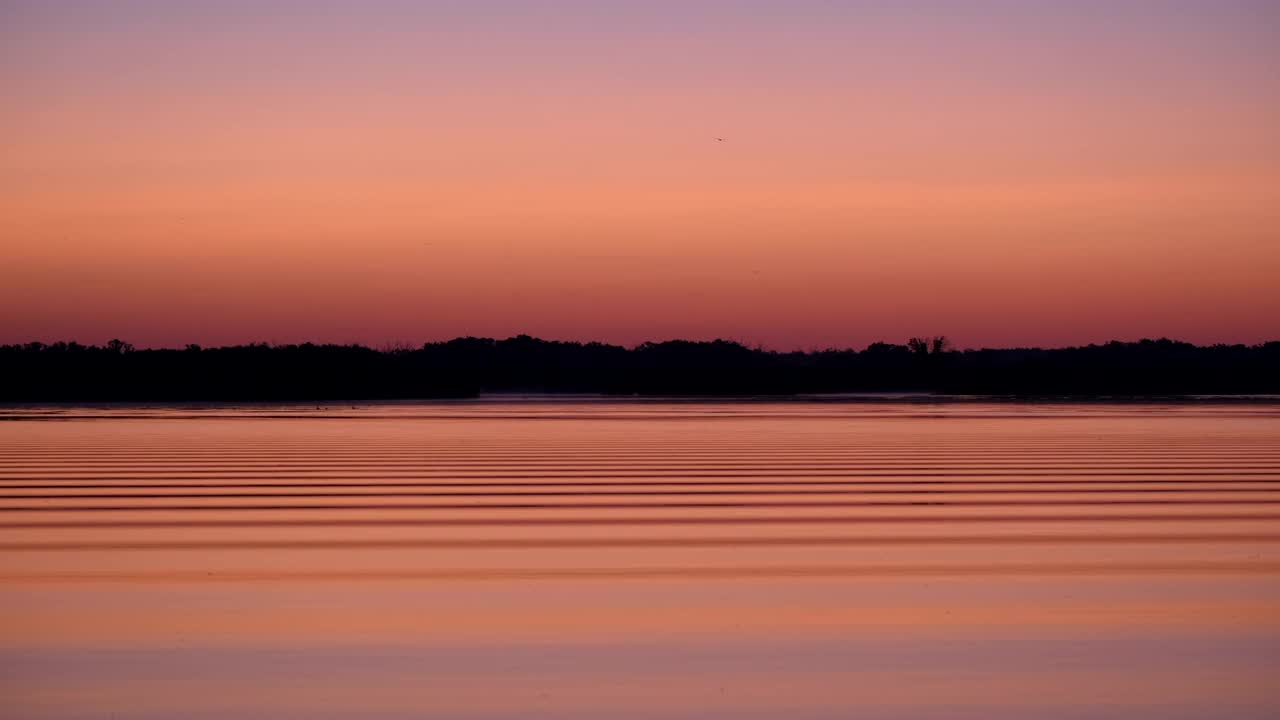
[1,400,1278,718]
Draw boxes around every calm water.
[2,400,1278,719]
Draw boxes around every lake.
[2,400,1278,718]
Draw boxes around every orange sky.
[3,1,1278,349]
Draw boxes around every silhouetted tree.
[907,336,950,355]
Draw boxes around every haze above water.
[1,400,1278,718]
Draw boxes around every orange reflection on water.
[1,401,1278,718]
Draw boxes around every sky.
[2,0,1278,350]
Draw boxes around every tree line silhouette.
[2,336,1278,401]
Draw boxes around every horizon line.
[8,335,1280,355]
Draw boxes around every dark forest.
[3,336,1278,401]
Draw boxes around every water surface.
[2,400,1278,718]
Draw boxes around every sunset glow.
[3,1,1278,348]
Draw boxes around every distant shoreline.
[5,393,1280,408]
[4,336,1278,401]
